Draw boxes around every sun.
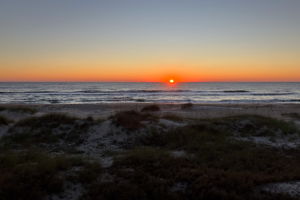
[169,79,175,84]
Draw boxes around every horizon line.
[0,81,300,83]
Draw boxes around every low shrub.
[83,145,300,200]
[2,113,94,149]
[111,110,157,131]
[209,115,300,136]
[0,106,37,114]
[161,114,184,122]
[0,151,82,200]
[180,103,193,110]
[0,115,11,126]
[282,113,300,120]
[141,105,160,112]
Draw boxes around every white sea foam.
[0,82,299,104]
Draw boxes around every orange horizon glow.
[1,64,300,82]
[1,56,300,82]
[1,73,300,82]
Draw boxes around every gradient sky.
[0,0,299,82]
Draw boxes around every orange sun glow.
[169,79,175,84]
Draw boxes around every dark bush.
[2,113,94,149]
[0,106,37,114]
[0,151,80,200]
[111,110,156,131]
[0,115,10,126]
[141,105,160,112]
[180,103,193,110]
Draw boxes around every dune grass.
[83,145,299,200]
[14,113,78,127]
[0,115,11,126]
[0,150,85,200]
[1,113,95,149]
[1,113,299,200]
[141,105,160,112]
[137,121,300,168]
[206,115,300,137]
[111,110,157,131]
[181,102,193,110]
[0,149,104,200]
[282,113,300,120]
[0,106,37,114]
[161,114,184,122]
[101,115,300,200]
[75,162,102,184]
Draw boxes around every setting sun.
[169,79,175,84]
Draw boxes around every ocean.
[0,82,299,104]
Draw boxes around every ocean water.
[0,82,299,104]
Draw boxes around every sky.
[0,0,299,82]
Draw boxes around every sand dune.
[0,103,300,200]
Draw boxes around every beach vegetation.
[141,105,160,112]
[161,114,184,122]
[181,102,193,110]
[82,144,300,200]
[0,105,37,114]
[114,116,300,199]
[0,150,85,200]
[282,113,300,120]
[111,110,157,131]
[0,112,300,199]
[1,113,95,149]
[75,162,102,184]
[0,115,11,126]
[206,115,300,136]
[14,113,78,127]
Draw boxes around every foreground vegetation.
[0,150,102,200]
[0,108,300,200]
[0,115,11,126]
[1,113,96,152]
[0,105,37,114]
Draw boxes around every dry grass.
[83,145,300,200]
[180,103,193,110]
[0,115,11,126]
[161,114,184,122]
[0,106,37,114]
[1,114,299,200]
[0,150,84,200]
[14,113,78,127]
[141,105,160,112]
[1,113,95,150]
[104,115,300,200]
[282,113,300,120]
[111,110,157,131]
[207,115,300,136]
